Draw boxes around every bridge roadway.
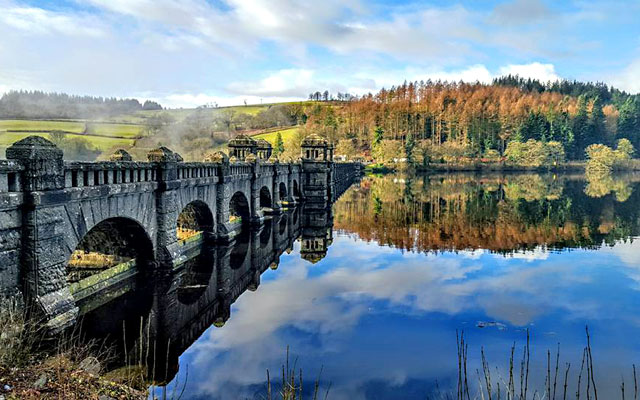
[0,135,362,333]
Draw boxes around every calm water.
[87,172,640,399]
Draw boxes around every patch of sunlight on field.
[89,123,143,138]
[0,119,85,133]
[254,127,300,146]
[0,119,142,138]
[0,132,135,151]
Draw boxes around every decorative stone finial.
[6,135,65,191]
[6,135,63,161]
[110,149,133,162]
[147,146,181,162]
[269,262,279,270]
[229,155,238,163]
[203,151,229,163]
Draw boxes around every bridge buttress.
[249,161,265,225]
[6,136,78,334]
[150,148,185,268]
[270,164,282,214]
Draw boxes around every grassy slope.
[253,127,300,147]
[0,101,317,153]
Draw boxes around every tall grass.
[265,346,331,400]
[453,327,632,400]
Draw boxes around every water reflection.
[334,173,640,253]
[77,202,337,386]
[79,172,640,399]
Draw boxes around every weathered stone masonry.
[0,134,362,333]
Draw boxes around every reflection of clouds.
[601,238,640,287]
[499,246,550,262]
[179,236,640,399]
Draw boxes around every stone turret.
[300,134,333,205]
[301,134,329,161]
[228,134,257,161]
[256,139,272,160]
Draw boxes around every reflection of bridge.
[80,199,345,384]
[0,133,361,333]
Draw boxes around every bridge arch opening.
[229,191,250,225]
[230,229,250,269]
[177,200,214,240]
[66,217,155,286]
[278,214,288,236]
[279,182,287,203]
[259,186,272,209]
[177,250,215,305]
[259,223,272,249]
[293,180,301,198]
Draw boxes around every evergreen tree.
[373,126,384,147]
[405,131,416,165]
[588,96,606,146]
[275,131,285,156]
[618,97,639,149]
[572,95,590,158]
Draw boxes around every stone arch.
[229,191,251,225]
[278,214,288,236]
[177,251,215,305]
[279,182,287,202]
[259,222,272,249]
[230,229,250,269]
[177,200,214,240]
[293,179,301,198]
[259,186,272,209]
[66,217,155,285]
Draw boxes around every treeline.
[0,91,162,119]
[306,77,640,161]
[308,91,355,102]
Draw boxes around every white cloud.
[157,93,301,108]
[226,69,316,97]
[498,62,560,82]
[489,0,552,26]
[0,0,636,105]
[0,4,105,37]
[610,57,640,94]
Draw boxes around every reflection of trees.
[333,174,640,254]
[584,171,633,202]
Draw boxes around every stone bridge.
[0,133,362,333]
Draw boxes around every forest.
[0,91,162,119]
[306,77,640,165]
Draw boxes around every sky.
[0,0,639,108]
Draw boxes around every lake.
[85,172,640,399]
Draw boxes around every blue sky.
[0,0,639,107]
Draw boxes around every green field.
[0,131,135,151]
[253,127,300,147]
[0,119,86,133]
[87,123,143,138]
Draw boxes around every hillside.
[0,99,316,160]
[4,77,639,165]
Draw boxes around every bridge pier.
[6,137,78,334]
[149,147,183,267]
